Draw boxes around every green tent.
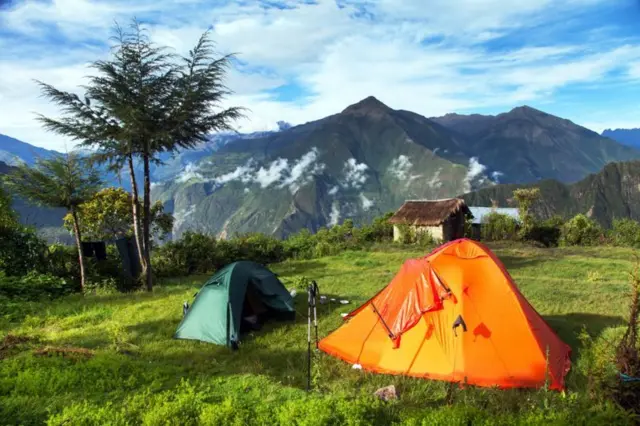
[174,261,296,348]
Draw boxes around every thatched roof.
[388,198,472,226]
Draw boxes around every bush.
[481,213,518,241]
[152,213,396,278]
[610,218,640,247]
[560,214,603,246]
[0,271,75,301]
[524,216,563,247]
[0,225,48,276]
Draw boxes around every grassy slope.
[0,244,637,424]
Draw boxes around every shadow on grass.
[545,313,625,355]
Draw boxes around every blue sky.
[2,0,640,151]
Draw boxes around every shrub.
[524,216,563,247]
[560,214,603,246]
[0,271,75,300]
[481,213,518,241]
[395,224,416,244]
[283,228,317,260]
[0,225,48,276]
[610,218,640,247]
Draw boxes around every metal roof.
[468,207,520,224]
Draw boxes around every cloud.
[3,0,640,151]
[172,204,196,233]
[463,157,488,192]
[388,155,412,180]
[427,168,443,189]
[491,171,505,183]
[215,160,256,184]
[201,148,324,192]
[359,193,374,211]
[328,185,339,195]
[254,158,289,188]
[342,158,368,189]
[279,147,325,192]
[328,202,340,227]
[177,162,203,183]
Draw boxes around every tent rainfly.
[318,239,572,390]
[388,198,472,242]
[174,261,295,348]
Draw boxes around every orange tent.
[318,239,571,390]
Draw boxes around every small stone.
[374,385,398,401]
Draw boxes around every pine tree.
[35,19,244,290]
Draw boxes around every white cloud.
[342,158,368,189]
[254,158,289,188]
[189,149,325,192]
[3,0,640,151]
[359,193,374,211]
[463,157,488,192]
[491,171,504,183]
[388,155,412,180]
[172,204,196,232]
[279,147,324,192]
[428,168,443,189]
[328,185,339,195]
[177,162,203,183]
[328,202,340,227]
[214,160,256,184]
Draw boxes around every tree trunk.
[127,154,146,274]
[70,206,86,292]
[143,153,153,292]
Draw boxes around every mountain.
[462,160,640,228]
[0,133,58,165]
[0,160,69,242]
[152,96,501,239]
[602,128,640,150]
[154,97,639,239]
[431,106,640,183]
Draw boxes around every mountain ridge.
[4,97,640,240]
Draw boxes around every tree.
[63,187,174,242]
[35,20,244,291]
[512,187,541,237]
[3,154,101,289]
[0,184,18,229]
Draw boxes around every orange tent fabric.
[318,239,571,390]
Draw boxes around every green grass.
[1,244,638,425]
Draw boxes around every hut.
[388,198,472,242]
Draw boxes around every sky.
[2,0,640,151]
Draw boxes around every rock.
[374,385,398,401]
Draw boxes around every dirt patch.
[34,346,95,360]
[0,334,34,359]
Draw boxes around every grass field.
[1,243,638,425]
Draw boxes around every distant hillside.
[432,106,640,183]
[154,97,640,239]
[0,133,58,165]
[0,160,69,243]
[462,160,640,228]
[602,128,640,150]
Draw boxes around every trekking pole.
[312,281,319,348]
[307,283,312,392]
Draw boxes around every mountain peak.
[342,96,391,115]
[507,105,546,117]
